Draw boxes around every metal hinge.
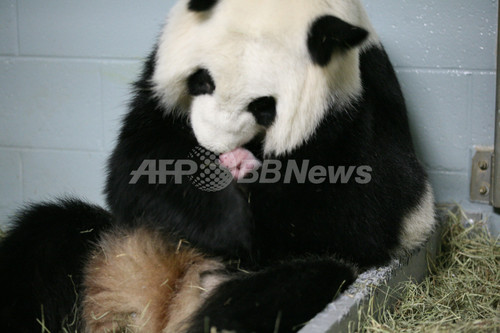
[470,147,493,204]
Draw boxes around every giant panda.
[0,0,436,332]
[105,0,435,267]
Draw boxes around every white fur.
[190,95,258,153]
[399,182,436,251]
[153,0,379,155]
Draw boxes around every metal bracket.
[470,147,493,204]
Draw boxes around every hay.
[354,209,500,333]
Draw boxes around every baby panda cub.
[82,228,227,332]
[82,228,356,333]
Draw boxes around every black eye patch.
[187,68,216,96]
[248,96,277,127]
[307,15,369,66]
[188,0,218,12]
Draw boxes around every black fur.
[105,44,427,269]
[308,15,369,66]
[248,96,277,127]
[188,0,218,12]
[187,68,216,96]
[188,258,356,332]
[0,199,112,333]
[105,51,254,261]
[246,46,428,268]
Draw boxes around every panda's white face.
[153,0,378,155]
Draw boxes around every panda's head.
[153,0,378,156]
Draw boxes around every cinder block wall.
[0,0,498,231]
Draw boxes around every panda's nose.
[248,96,276,127]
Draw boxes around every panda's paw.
[219,148,261,180]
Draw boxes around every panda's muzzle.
[188,67,276,128]
[187,68,276,153]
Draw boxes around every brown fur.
[82,228,226,333]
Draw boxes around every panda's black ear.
[188,0,218,12]
[307,15,369,66]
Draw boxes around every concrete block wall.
[364,0,499,234]
[0,0,498,230]
[0,0,174,224]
